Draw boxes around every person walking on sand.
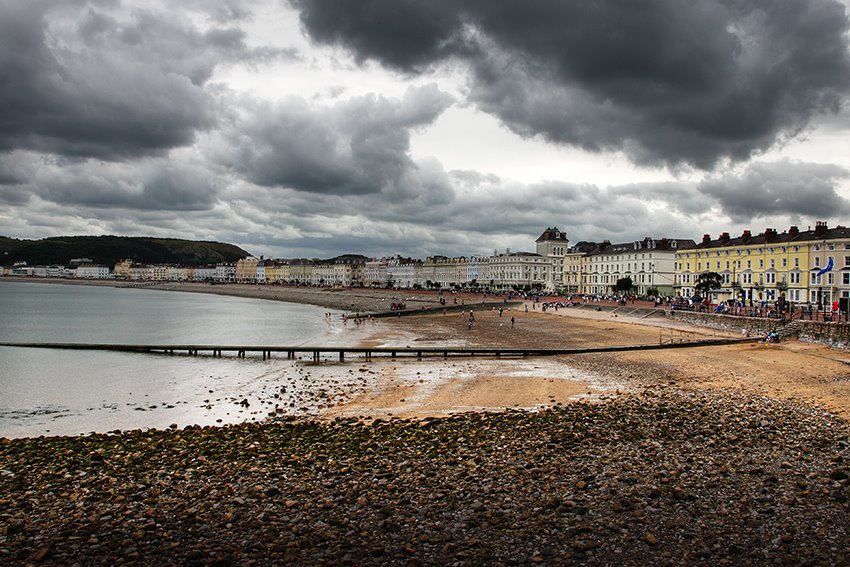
[511,316,515,328]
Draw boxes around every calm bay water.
[0,281,358,438]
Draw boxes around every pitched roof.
[535,227,569,243]
[690,223,850,250]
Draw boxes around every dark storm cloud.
[291,0,850,169]
[0,1,292,160]
[698,160,850,221]
[289,0,467,72]
[220,84,455,199]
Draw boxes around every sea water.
[0,280,361,438]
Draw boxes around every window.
[765,272,776,284]
[759,259,764,268]
[844,273,850,285]
[770,259,775,268]
[794,257,799,268]
[815,257,821,267]
[746,260,751,269]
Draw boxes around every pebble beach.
[2,282,850,565]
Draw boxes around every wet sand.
[324,301,850,420]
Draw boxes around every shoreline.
[6,276,850,421]
[0,277,502,314]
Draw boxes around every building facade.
[583,237,692,296]
[675,222,850,307]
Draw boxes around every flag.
[816,256,834,277]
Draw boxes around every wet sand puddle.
[321,357,632,420]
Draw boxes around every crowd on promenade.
[672,295,847,323]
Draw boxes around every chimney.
[815,221,828,237]
[701,234,711,245]
[789,225,799,237]
[720,232,730,243]
[764,228,777,242]
[742,230,751,242]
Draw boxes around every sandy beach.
[321,294,850,422]
[115,280,850,421]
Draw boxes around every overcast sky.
[2,0,850,259]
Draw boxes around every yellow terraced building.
[675,222,850,308]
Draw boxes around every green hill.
[0,235,251,267]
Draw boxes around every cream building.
[584,237,692,296]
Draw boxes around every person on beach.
[511,316,515,328]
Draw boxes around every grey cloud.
[611,182,716,216]
[698,160,850,221]
[291,0,850,169]
[13,155,221,211]
[0,1,294,161]
[220,85,455,201]
[181,0,258,23]
[11,154,842,261]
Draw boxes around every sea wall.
[667,311,780,335]
[667,310,850,348]
[793,321,850,349]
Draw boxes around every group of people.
[464,307,515,330]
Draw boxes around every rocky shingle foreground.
[2,387,850,566]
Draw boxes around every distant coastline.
[0,276,474,314]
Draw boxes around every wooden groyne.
[0,337,761,362]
